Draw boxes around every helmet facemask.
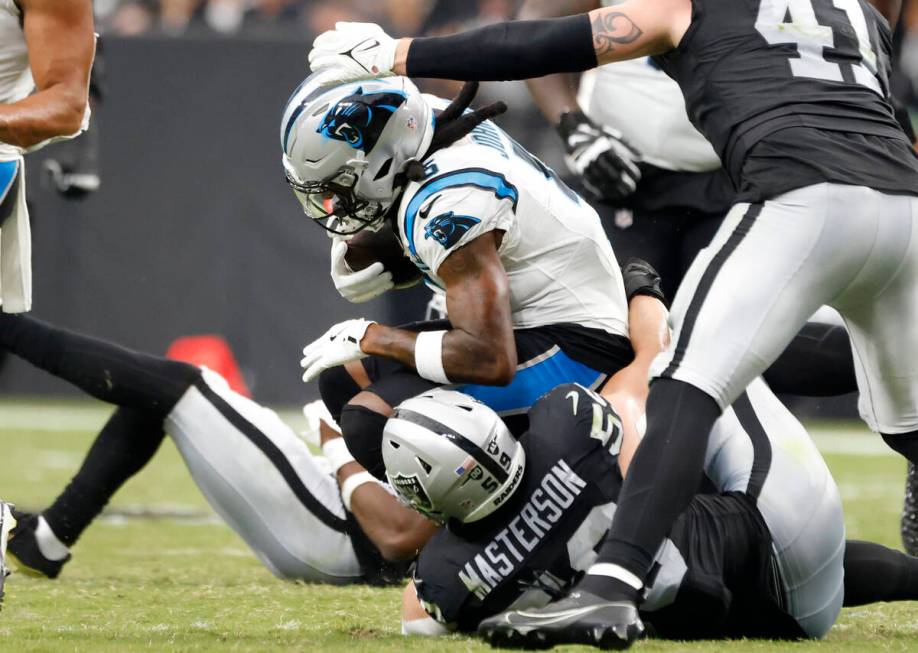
[285,162,389,236]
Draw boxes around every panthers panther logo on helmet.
[316,87,407,154]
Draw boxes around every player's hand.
[330,238,394,303]
[301,319,375,383]
[557,110,641,203]
[308,22,398,83]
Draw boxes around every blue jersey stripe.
[0,159,19,200]
[456,348,604,415]
[402,168,519,259]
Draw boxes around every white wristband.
[322,437,355,474]
[341,471,379,511]
[414,330,450,384]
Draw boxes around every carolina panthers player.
[387,309,918,645]
[0,311,427,585]
[284,74,633,480]
[310,4,918,646]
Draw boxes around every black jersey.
[654,0,918,201]
[413,384,798,639]
[413,384,624,631]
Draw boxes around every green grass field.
[1,399,917,652]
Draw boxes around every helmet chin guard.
[382,390,526,524]
[280,73,435,235]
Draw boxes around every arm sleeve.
[407,14,597,82]
[411,185,514,276]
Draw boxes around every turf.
[0,400,917,651]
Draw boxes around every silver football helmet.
[280,72,435,235]
[382,389,525,524]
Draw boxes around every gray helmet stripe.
[392,408,509,483]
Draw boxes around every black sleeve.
[843,539,918,606]
[414,532,474,629]
[407,14,597,82]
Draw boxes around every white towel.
[0,156,30,313]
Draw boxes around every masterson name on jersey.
[458,460,587,600]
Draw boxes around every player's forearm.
[628,295,670,367]
[399,15,597,81]
[360,323,516,385]
[526,75,581,125]
[337,461,436,561]
[398,3,674,81]
[0,86,87,148]
[518,0,596,123]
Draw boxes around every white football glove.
[330,238,394,303]
[557,110,642,203]
[301,318,375,383]
[308,22,398,83]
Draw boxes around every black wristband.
[407,14,597,82]
[622,258,665,303]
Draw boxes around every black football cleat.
[7,512,70,579]
[902,462,918,556]
[0,501,16,610]
[478,590,645,650]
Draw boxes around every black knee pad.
[319,365,363,423]
[882,432,918,464]
[339,404,390,480]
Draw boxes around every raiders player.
[388,310,918,644]
[518,0,731,301]
[310,3,918,646]
[0,312,425,585]
[0,0,94,314]
[285,75,633,481]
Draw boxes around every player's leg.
[0,313,202,576]
[0,312,200,414]
[9,407,166,577]
[830,193,918,552]
[764,321,857,396]
[167,369,365,583]
[568,184,878,630]
[843,540,918,606]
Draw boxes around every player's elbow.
[57,93,87,137]
[479,347,517,386]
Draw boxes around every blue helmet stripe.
[402,169,519,259]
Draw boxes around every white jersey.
[0,0,33,161]
[396,107,629,337]
[576,0,720,173]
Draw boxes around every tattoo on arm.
[591,11,644,58]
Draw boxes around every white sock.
[35,516,70,561]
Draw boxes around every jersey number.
[567,389,623,456]
[756,0,881,93]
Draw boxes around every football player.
[387,302,918,644]
[0,0,94,314]
[0,312,425,585]
[285,75,634,481]
[309,3,918,646]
